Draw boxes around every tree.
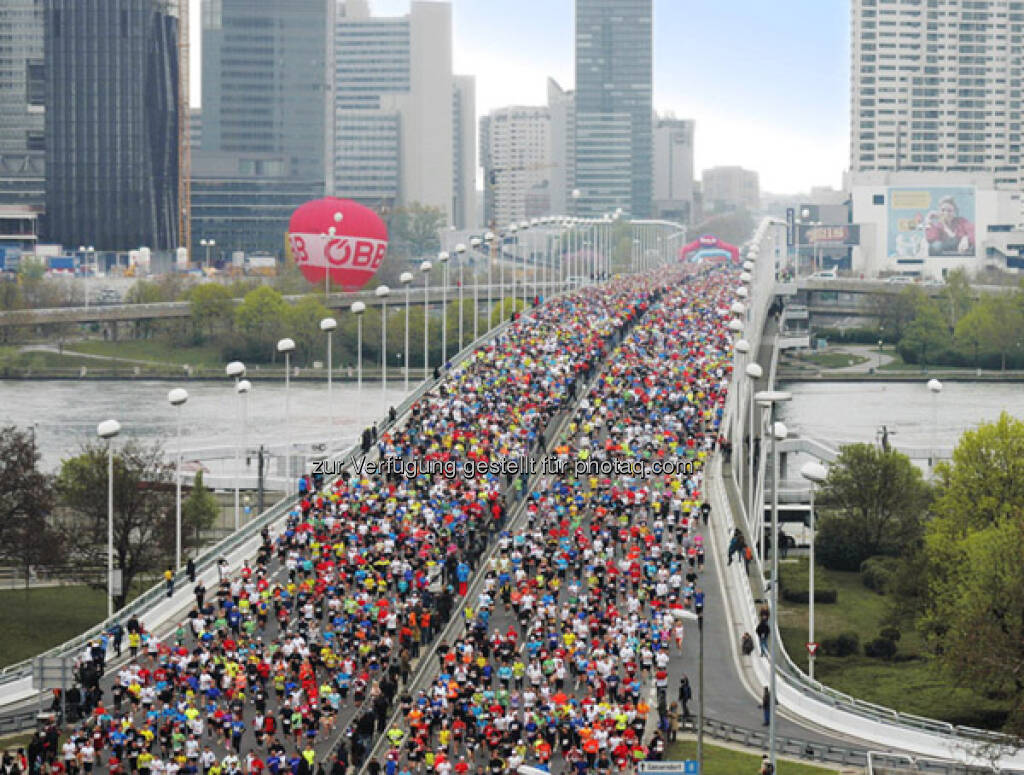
[0,426,63,587]
[286,295,331,366]
[57,440,175,608]
[690,209,755,248]
[814,443,931,570]
[953,302,987,368]
[188,283,234,342]
[870,286,920,341]
[916,415,1024,736]
[233,285,289,361]
[962,292,1024,370]
[389,202,445,258]
[898,294,949,368]
[938,267,974,330]
[182,470,219,549]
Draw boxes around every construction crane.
[177,0,191,264]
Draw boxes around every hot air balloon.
[286,197,388,291]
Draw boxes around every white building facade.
[479,106,551,228]
[653,116,694,223]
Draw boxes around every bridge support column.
[780,451,789,482]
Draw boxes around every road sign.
[638,762,698,775]
[807,641,819,656]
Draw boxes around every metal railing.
[0,304,526,702]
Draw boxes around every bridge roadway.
[0,281,567,329]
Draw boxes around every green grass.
[778,558,1008,729]
[0,586,109,668]
[797,351,868,369]
[667,739,836,774]
[66,339,224,367]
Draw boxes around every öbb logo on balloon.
[286,197,389,290]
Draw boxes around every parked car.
[809,269,838,280]
[885,275,914,284]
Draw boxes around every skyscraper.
[850,0,1022,187]
[480,107,551,227]
[574,0,653,218]
[45,0,179,250]
[653,116,695,222]
[202,0,330,184]
[333,0,469,224]
[547,78,575,218]
[0,0,45,210]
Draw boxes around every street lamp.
[743,260,755,272]
[506,224,518,319]
[277,338,296,492]
[376,286,391,391]
[801,461,828,681]
[728,318,745,334]
[319,318,337,442]
[731,301,747,318]
[97,419,121,620]
[226,360,246,529]
[469,239,481,342]
[400,272,414,390]
[437,251,450,362]
[674,607,704,772]
[236,379,251,527]
[167,388,188,572]
[420,260,432,377]
[754,391,793,773]
[745,363,764,542]
[734,339,751,498]
[200,238,216,268]
[454,243,467,350]
[927,378,942,471]
[351,302,366,390]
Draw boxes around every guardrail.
[0,307,523,712]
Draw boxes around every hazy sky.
[190,0,849,194]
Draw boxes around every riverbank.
[779,344,1024,382]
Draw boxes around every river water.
[0,379,408,474]
[777,380,1024,454]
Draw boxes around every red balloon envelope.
[287,197,388,290]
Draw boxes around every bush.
[879,626,902,643]
[812,326,893,345]
[860,556,902,594]
[864,636,898,660]
[815,516,868,571]
[781,587,838,604]
[820,631,860,657]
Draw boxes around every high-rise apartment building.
[45,0,179,250]
[332,0,472,226]
[702,166,760,213]
[547,78,575,218]
[202,0,330,184]
[850,0,1023,187]
[0,0,45,209]
[452,76,477,229]
[653,117,695,223]
[480,107,551,227]
[574,0,653,218]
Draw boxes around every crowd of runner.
[363,269,736,775]
[11,268,746,775]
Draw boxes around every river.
[0,379,408,474]
[777,380,1024,454]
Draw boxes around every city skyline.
[190,0,849,196]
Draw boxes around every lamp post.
[277,338,296,492]
[167,388,188,571]
[518,221,531,307]
[794,207,810,280]
[80,246,96,307]
[319,318,337,441]
[97,419,121,619]
[506,224,517,319]
[469,238,482,341]
[672,607,704,771]
[351,302,366,390]
[745,363,764,541]
[226,360,246,529]
[236,379,251,528]
[927,378,942,471]
[754,390,792,774]
[437,251,450,362]
[734,338,751,511]
[801,461,828,681]
[455,243,467,350]
[200,238,216,268]
[401,272,413,390]
[420,260,432,377]
[376,286,391,391]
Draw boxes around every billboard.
[888,187,976,259]
[797,224,860,246]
